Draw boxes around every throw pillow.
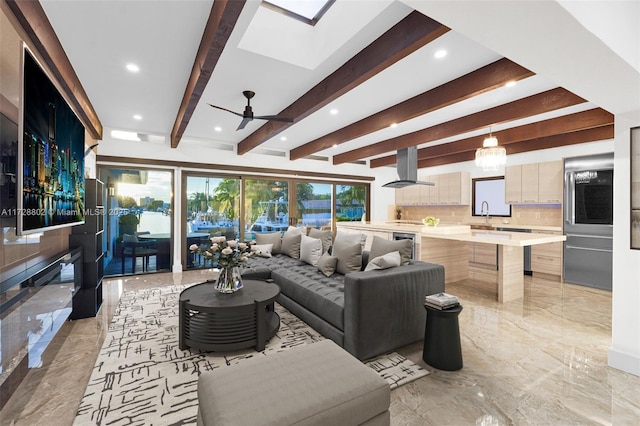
[253,243,273,258]
[317,252,338,277]
[332,238,363,275]
[300,235,323,266]
[369,236,412,265]
[335,229,367,251]
[286,226,304,235]
[255,232,282,254]
[364,251,402,271]
[281,231,302,259]
[309,228,333,253]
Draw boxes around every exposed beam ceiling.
[237,10,449,155]
[371,108,614,167]
[170,0,245,148]
[290,58,534,160]
[333,87,586,165]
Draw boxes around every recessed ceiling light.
[434,49,447,59]
[280,136,287,141]
[126,63,140,73]
[390,123,398,128]
[133,114,142,120]
[330,108,338,115]
[111,130,140,141]
[332,143,338,148]
[214,126,222,132]
[505,81,517,87]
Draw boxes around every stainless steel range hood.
[382,146,434,188]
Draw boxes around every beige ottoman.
[197,340,390,425]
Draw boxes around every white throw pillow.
[286,226,304,235]
[300,235,323,266]
[253,243,273,258]
[365,251,402,271]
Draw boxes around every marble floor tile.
[1,269,639,426]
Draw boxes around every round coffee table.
[178,279,280,352]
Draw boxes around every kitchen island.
[337,222,566,303]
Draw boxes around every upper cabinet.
[396,172,469,206]
[505,160,563,204]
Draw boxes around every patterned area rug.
[74,284,428,425]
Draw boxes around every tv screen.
[472,176,511,217]
[18,49,85,234]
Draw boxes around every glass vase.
[214,266,243,294]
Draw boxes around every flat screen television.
[472,176,511,217]
[18,48,85,234]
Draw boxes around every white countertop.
[336,222,566,246]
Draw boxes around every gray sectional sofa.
[241,230,445,360]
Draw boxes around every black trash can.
[422,304,463,371]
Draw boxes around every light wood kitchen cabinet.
[395,172,469,206]
[505,165,523,204]
[537,160,563,203]
[469,242,497,269]
[531,230,563,279]
[505,161,562,204]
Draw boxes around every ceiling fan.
[208,90,294,130]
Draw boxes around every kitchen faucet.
[481,201,490,223]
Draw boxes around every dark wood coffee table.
[178,279,280,352]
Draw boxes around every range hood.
[382,146,434,188]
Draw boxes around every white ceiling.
[33,0,638,165]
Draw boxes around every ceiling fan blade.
[208,103,244,118]
[236,117,252,130]
[254,114,294,123]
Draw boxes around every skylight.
[262,0,334,26]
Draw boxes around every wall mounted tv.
[18,48,85,235]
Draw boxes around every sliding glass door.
[295,181,332,230]
[244,178,289,240]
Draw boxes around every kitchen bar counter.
[337,222,566,303]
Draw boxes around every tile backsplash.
[395,204,562,227]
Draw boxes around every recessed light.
[280,136,287,141]
[126,63,140,73]
[133,114,142,120]
[214,126,222,132]
[332,143,338,148]
[390,123,398,128]
[330,109,338,115]
[505,81,516,87]
[434,49,447,59]
[111,130,140,141]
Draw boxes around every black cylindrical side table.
[422,304,463,371]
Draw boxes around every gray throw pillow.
[364,251,402,271]
[369,236,412,265]
[255,232,282,254]
[335,230,367,251]
[309,228,333,253]
[281,231,302,259]
[317,252,338,277]
[332,239,363,275]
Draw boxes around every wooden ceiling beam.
[170,0,246,148]
[333,87,585,165]
[237,11,450,155]
[416,125,614,168]
[370,108,613,167]
[5,0,103,140]
[290,58,534,160]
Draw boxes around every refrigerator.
[563,153,614,290]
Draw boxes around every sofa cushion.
[364,251,401,271]
[281,231,302,259]
[255,232,282,254]
[241,253,304,280]
[300,235,323,266]
[335,230,367,251]
[369,236,412,265]
[309,228,333,253]
[272,264,345,330]
[332,239,362,275]
[317,252,338,277]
